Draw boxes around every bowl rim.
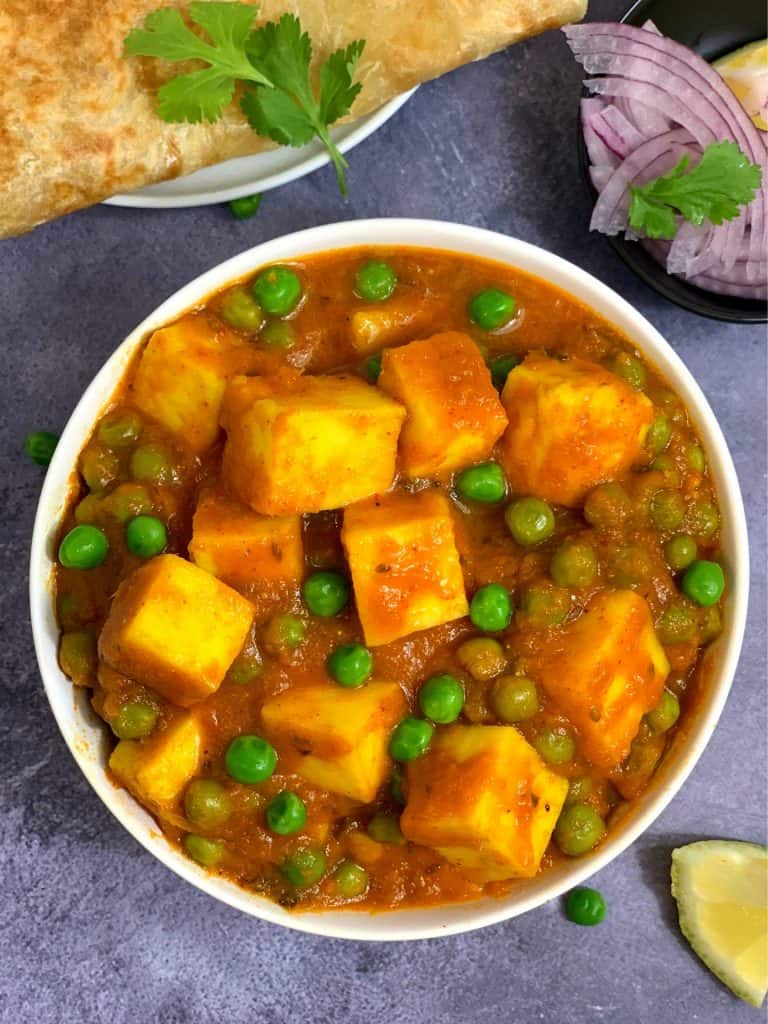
[29,218,750,941]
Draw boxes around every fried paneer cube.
[378,331,508,478]
[498,352,654,507]
[130,314,261,454]
[401,725,568,881]
[99,554,254,707]
[350,297,446,354]
[261,682,407,802]
[341,489,468,647]
[536,590,670,769]
[219,373,406,515]
[189,487,303,588]
[109,711,204,808]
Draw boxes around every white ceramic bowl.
[30,219,749,941]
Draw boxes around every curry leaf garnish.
[628,141,763,240]
[124,2,365,194]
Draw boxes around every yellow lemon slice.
[671,840,768,1007]
[714,39,768,131]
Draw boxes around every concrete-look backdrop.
[1,1,765,1021]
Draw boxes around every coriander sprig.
[124,2,365,194]
[628,141,762,240]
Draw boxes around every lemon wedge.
[671,840,768,1007]
[714,39,768,131]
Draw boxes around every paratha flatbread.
[0,0,586,238]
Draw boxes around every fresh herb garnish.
[125,3,365,195]
[628,141,762,240]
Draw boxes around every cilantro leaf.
[125,2,270,124]
[244,14,364,194]
[628,141,763,240]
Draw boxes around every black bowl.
[576,0,767,323]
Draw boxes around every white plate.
[105,90,416,209]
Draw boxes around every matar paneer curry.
[54,247,726,911]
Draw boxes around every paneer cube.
[350,297,445,354]
[401,725,568,881]
[189,487,303,587]
[499,352,654,507]
[99,554,254,707]
[219,374,406,515]
[341,489,468,647]
[261,682,407,802]
[109,711,204,807]
[378,332,508,478]
[131,314,261,454]
[536,590,670,769]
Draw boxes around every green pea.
[518,582,571,627]
[699,605,722,643]
[221,288,264,332]
[608,544,653,589]
[281,848,326,888]
[363,351,383,383]
[469,288,516,331]
[183,833,224,867]
[260,320,296,349]
[656,604,698,645]
[59,631,96,686]
[303,571,349,617]
[418,674,464,724]
[650,489,685,531]
[327,643,373,688]
[611,351,646,390]
[97,410,142,448]
[79,445,120,492]
[184,779,233,830]
[646,690,680,733]
[682,560,725,607]
[554,803,606,856]
[228,193,262,219]
[390,765,406,806]
[565,887,607,925]
[367,812,404,845]
[59,524,108,569]
[564,777,594,807]
[470,583,513,632]
[266,791,307,835]
[57,594,83,631]
[225,735,277,784]
[226,651,263,684]
[25,430,58,466]
[130,444,174,484]
[264,613,306,654]
[491,675,539,723]
[550,541,597,588]
[649,454,681,488]
[355,261,397,302]
[689,499,719,541]
[111,702,158,739]
[333,860,369,899]
[664,534,697,572]
[125,515,167,558]
[389,716,434,762]
[686,443,706,473]
[505,497,555,546]
[534,727,575,764]
[583,482,631,530]
[456,637,506,681]
[488,353,519,391]
[455,462,507,504]
[103,483,153,523]
[74,494,102,524]
[646,412,671,455]
[252,266,302,317]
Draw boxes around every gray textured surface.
[1,1,766,1021]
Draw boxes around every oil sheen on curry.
[54,247,726,911]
